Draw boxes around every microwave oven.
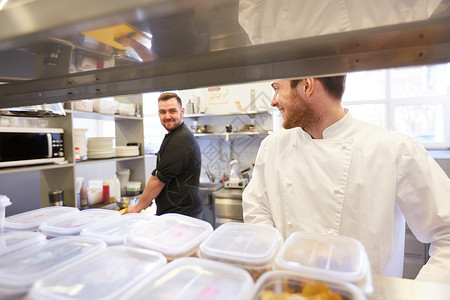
[0,127,65,168]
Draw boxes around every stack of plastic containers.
[4,206,79,232]
[0,236,105,299]
[273,231,373,295]
[28,247,167,300]
[39,208,120,238]
[80,213,154,246]
[127,213,213,261]
[198,222,283,280]
[116,257,254,300]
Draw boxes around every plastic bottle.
[80,181,89,210]
[114,176,121,200]
[109,177,115,203]
[102,178,110,204]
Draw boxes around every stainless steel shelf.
[184,110,271,118]
[194,130,270,137]
[67,110,143,121]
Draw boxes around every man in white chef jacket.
[242,76,450,283]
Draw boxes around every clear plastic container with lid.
[0,236,106,298]
[80,213,154,246]
[0,195,11,233]
[39,208,120,238]
[127,213,213,261]
[274,231,373,294]
[198,222,283,280]
[117,257,254,300]
[28,246,167,300]
[250,270,366,300]
[0,231,47,257]
[4,206,79,232]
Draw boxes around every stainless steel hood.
[0,0,449,109]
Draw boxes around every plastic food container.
[250,270,366,300]
[28,246,167,300]
[0,195,11,234]
[80,213,154,246]
[4,206,79,232]
[117,257,254,300]
[274,231,373,294]
[127,213,213,261]
[39,208,120,238]
[0,236,105,298]
[198,222,283,280]
[0,231,47,257]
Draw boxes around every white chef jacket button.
[341,145,346,150]
[333,187,340,193]
[327,229,333,234]
[287,221,292,226]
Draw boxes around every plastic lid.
[198,222,282,268]
[0,231,47,257]
[250,270,366,300]
[39,209,120,237]
[28,246,167,300]
[118,257,254,300]
[4,206,79,231]
[80,213,154,246]
[0,236,106,296]
[274,232,371,291]
[127,213,213,260]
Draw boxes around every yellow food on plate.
[260,282,342,300]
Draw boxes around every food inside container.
[250,270,366,300]
[39,208,120,238]
[116,257,254,300]
[126,181,142,196]
[274,231,373,294]
[80,213,154,246]
[198,222,283,280]
[0,236,105,298]
[127,213,213,261]
[4,206,79,232]
[28,246,167,300]
[0,231,47,257]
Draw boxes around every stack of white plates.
[74,129,88,159]
[87,137,115,159]
[115,145,139,157]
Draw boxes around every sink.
[199,182,222,191]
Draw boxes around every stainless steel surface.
[199,182,221,228]
[214,197,243,220]
[0,0,449,108]
[212,187,243,199]
[199,182,221,205]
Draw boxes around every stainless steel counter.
[370,275,450,300]
[213,187,243,226]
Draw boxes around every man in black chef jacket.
[125,92,202,218]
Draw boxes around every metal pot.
[197,125,209,133]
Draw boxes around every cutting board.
[82,23,151,50]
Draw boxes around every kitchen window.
[343,63,450,149]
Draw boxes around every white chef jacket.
[243,112,450,283]
[238,0,441,45]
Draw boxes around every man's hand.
[124,204,141,214]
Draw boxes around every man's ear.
[303,78,315,98]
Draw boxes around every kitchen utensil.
[48,190,64,206]
[197,124,209,133]
[115,196,136,209]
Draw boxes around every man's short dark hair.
[290,75,346,100]
[158,92,182,107]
